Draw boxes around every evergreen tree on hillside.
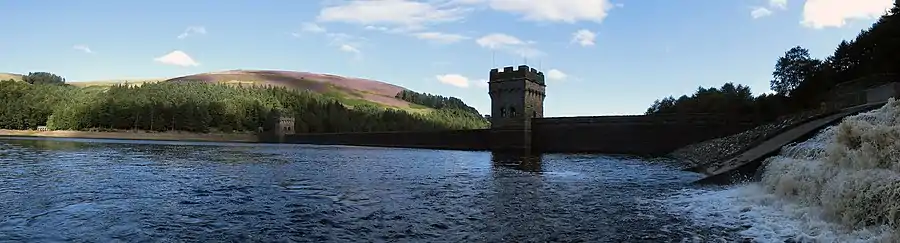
[395,89,483,116]
[22,72,66,85]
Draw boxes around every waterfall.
[662,98,900,242]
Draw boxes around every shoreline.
[0,129,259,143]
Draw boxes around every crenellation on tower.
[488,64,547,129]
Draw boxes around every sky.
[1,0,894,117]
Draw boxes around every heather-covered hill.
[164,70,417,109]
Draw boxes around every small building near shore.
[277,117,295,136]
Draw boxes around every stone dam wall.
[530,115,759,155]
[268,114,759,156]
[276,129,491,151]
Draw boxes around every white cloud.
[153,50,199,67]
[801,0,893,29]
[339,44,360,54]
[769,0,787,10]
[73,45,93,54]
[339,43,363,60]
[436,74,470,88]
[475,33,543,58]
[316,0,468,29]
[571,29,596,47]
[750,0,789,19]
[326,32,366,51]
[293,26,368,56]
[469,0,616,23]
[546,69,567,81]
[177,26,207,39]
[412,32,468,43]
[751,7,774,19]
[301,22,327,33]
[476,33,525,47]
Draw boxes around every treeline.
[21,71,65,85]
[395,89,482,115]
[646,1,899,120]
[646,83,788,120]
[0,78,489,133]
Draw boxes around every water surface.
[0,137,737,242]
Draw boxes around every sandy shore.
[0,129,259,143]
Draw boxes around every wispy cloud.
[571,29,596,47]
[751,7,773,19]
[475,33,543,58]
[301,22,327,33]
[292,24,367,58]
[177,26,207,39]
[412,32,468,44]
[73,44,93,54]
[316,0,469,30]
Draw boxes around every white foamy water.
[663,98,900,242]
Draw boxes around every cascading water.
[661,98,900,242]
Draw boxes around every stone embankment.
[670,109,829,173]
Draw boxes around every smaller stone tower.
[278,117,296,136]
[487,65,546,152]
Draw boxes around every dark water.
[0,137,731,242]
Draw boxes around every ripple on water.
[0,138,830,242]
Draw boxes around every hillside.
[4,70,482,116]
[0,73,23,81]
[69,78,163,88]
[164,70,426,111]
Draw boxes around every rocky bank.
[669,109,830,173]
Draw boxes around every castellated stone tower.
[488,65,547,129]
[487,65,546,153]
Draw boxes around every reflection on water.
[490,152,543,172]
[0,137,734,242]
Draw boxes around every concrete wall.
[278,129,490,151]
[831,82,900,109]
[531,115,758,155]
[866,82,900,104]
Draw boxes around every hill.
[164,70,426,111]
[4,69,482,117]
[0,73,23,81]
[4,70,483,116]
[68,78,163,88]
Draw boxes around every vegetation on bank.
[646,1,900,122]
[395,89,482,115]
[0,73,490,134]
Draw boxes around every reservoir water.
[0,137,719,242]
[1,105,898,243]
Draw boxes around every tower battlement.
[490,65,545,86]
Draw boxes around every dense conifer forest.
[0,75,489,133]
[395,89,482,115]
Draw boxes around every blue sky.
[1,0,894,116]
